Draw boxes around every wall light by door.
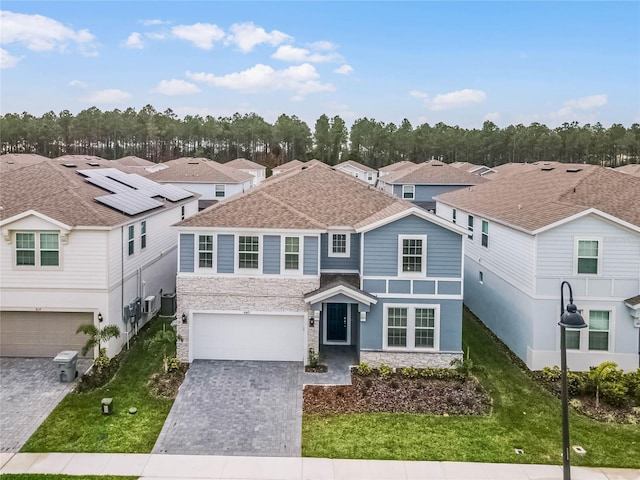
[182,313,188,324]
[98,313,103,323]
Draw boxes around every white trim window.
[198,235,214,269]
[467,215,474,240]
[283,236,301,273]
[398,235,427,277]
[566,309,611,352]
[576,239,601,275]
[329,232,350,258]
[452,209,457,224]
[481,219,489,248]
[128,225,135,256]
[383,304,440,351]
[238,235,260,270]
[140,220,147,250]
[15,232,60,267]
[181,205,185,220]
[215,184,225,198]
[402,184,415,200]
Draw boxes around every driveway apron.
[153,360,303,457]
[0,357,90,453]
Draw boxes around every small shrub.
[401,366,418,378]
[569,398,583,410]
[308,348,320,368]
[166,357,181,373]
[623,368,640,401]
[378,364,394,378]
[357,362,373,376]
[567,371,587,396]
[587,362,627,408]
[541,365,562,382]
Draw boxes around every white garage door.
[191,312,305,361]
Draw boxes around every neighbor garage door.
[191,312,304,361]
[0,311,92,357]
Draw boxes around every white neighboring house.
[225,158,266,186]
[436,163,640,371]
[450,162,496,176]
[146,157,253,210]
[378,161,416,179]
[272,159,304,175]
[0,162,198,359]
[334,160,378,185]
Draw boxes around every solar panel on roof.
[86,176,135,194]
[95,192,164,215]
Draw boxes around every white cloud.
[548,94,608,123]
[146,32,167,40]
[483,112,501,123]
[69,79,87,88]
[272,45,341,63]
[309,40,336,51]
[152,79,200,96]
[187,63,334,98]
[0,48,21,68]
[0,10,97,55]
[564,94,608,110]
[429,89,486,111]
[225,22,291,52]
[171,23,225,50]
[334,64,353,75]
[123,32,144,49]
[82,89,132,104]
[409,90,429,99]
[142,19,168,26]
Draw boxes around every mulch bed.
[305,364,328,373]
[304,372,492,416]
[148,363,189,398]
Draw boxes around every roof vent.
[188,161,199,165]
[87,162,100,166]
[63,163,77,168]
[541,167,555,171]
[566,168,582,173]
[6,161,14,164]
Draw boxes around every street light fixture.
[558,281,587,480]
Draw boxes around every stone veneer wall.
[359,350,462,369]
[176,276,319,362]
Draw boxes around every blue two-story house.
[174,161,467,367]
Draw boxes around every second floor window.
[128,225,135,255]
[399,235,426,275]
[215,184,225,198]
[468,215,474,239]
[577,239,599,275]
[329,233,350,257]
[238,235,259,269]
[452,209,457,224]
[481,220,489,248]
[199,235,213,268]
[141,221,147,250]
[16,232,59,266]
[284,237,300,270]
[402,185,415,200]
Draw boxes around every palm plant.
[76,323,121,357]
[145,322,183,373]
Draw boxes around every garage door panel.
[0,311,91,357]
[192,313,304,361]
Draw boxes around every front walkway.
[1,452,638,479]
[303,345,358,385]
[0,357,91,453]
[152,360,303,457]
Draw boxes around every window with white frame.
[181,205,185,220]
[215,184,225,198]
[128,225,135,255]
[384,304,439,350]
[481,220,489,248]
[238,235,259,269]
[198,235,214,268]
[565,309,611,352]
[399,235,427,276]
[329,232,350,258]
[452,209,457,224]
[283,236,300,271]
[140,221,147,250]
[16,232,60,267]
[402,184,415,200]
[467,215,474,239]
[576,239,600,275]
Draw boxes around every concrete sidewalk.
[1,452,638,479]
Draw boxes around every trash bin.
[53,350,78,382]
[161,293,176,316]
[101,397,113,415]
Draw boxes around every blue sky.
[1,1,638,129]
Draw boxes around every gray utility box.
[161,293,176,316]
[53,350,78,382]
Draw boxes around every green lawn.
[302,309,640,467]
[21,317,176,453]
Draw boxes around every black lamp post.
[558,281,587,480]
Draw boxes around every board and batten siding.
[217,235,234,273]
[535,215,640,298]
[320,233,360,271]
[303,236,319,275]
[179,234,194,272]
[360,298,462,352]
[263,235,281,274]
[363,214,462,278]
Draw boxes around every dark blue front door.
[326,303,348,342]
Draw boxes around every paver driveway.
[153,360,303,457]
[0,357,90,453]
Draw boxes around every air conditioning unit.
[143,295,156,314]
